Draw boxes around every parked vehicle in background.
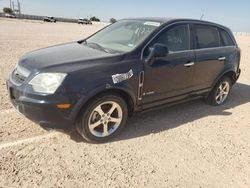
[78,18,92,25]
[43,17,57,23]
[7,18,241,143]
[5,13,16,18]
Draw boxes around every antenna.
[200,13,204,20]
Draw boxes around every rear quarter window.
[219,29,235,46]
[194,25,220,49]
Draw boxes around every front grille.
[10,65,30,86]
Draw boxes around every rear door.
[192,24,225,90]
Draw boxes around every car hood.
[19,42,117,71]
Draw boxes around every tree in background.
[3,7,13,14]
[110,18,117,23]
[90,16,100,22]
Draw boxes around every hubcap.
[215,81,230,104]
[88,101,123,137]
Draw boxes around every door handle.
[184,62,195,67]
[218,57,226,61]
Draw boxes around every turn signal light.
[56,104,71,109]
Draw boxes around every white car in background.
[43,16,57,23]
[5,13,16,18]
[78,18,92,25]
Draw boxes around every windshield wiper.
[87,42,108,52]
[84,42,118,54]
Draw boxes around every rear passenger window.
[220,29,235,46]
[194,25,219,49]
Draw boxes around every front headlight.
[29,73,67,94]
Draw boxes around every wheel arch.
[212,70,237,89]
[74,88,136,125]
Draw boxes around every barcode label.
[112,69,133,84]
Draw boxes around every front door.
[142,24,195,104]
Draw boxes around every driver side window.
[145,24,190,56]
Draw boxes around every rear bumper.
[236,68,241,80]
[6,80,82,130]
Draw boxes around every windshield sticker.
[144,21,161,27]
[112,69,134,84]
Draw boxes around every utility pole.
[9,0,12,9]
[17,0,21,14]
[12,1,14,11]
[11,0,21,15]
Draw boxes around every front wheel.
[76,94,128,143]
[205,77,232,106]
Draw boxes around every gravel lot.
[0,18,249,188]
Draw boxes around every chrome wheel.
[215,81,230,104]
[88,101,123,137]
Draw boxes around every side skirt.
[133,87,211,114]
[140,95,204,114]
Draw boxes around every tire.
[205,77,232,106]
[76,94,128,143]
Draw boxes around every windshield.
[85,20,161,53]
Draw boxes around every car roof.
[123,17,228,29]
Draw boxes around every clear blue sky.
[1,0,250,31]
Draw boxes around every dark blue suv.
[7,18,241,142]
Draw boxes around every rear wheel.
[76,94,128,143]
[205,77,232,106]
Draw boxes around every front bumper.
[6,80,82,130]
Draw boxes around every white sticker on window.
[112,69,134,84]
[144,21,161,27]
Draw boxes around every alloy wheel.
[88,101,123,137]
[215,81,230,104]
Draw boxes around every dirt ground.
[0,18,249,188]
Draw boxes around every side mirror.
[146,43,169,65]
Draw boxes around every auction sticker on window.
[144,21,161,27]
